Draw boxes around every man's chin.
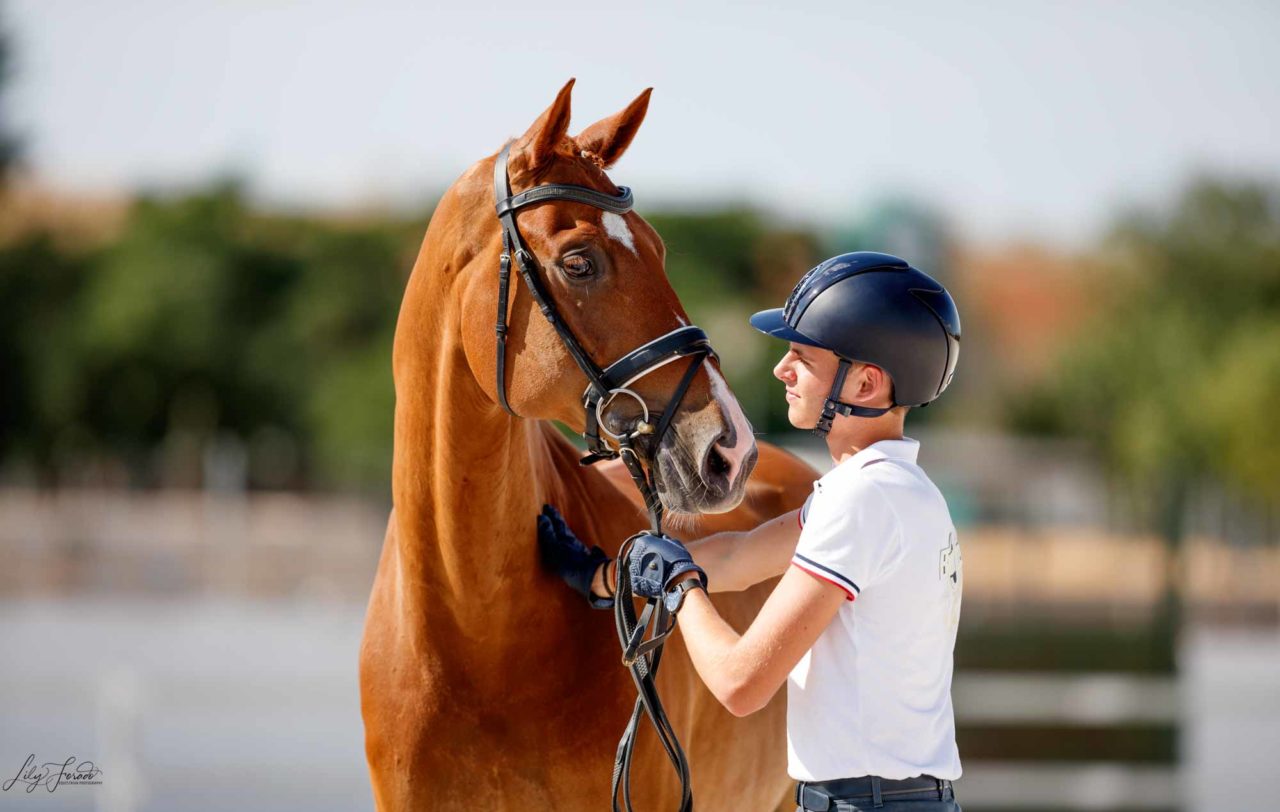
[786,405,815,431]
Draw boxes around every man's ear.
[841,361,886,405]
[864,364,896,408]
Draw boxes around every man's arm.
[688,508,803,592]
[592,508,802,596]
[674,564,846,716]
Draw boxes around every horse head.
[446,79,757,514]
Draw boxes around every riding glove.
[624,532,708,601]
[536,504,614,610]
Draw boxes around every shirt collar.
[821,436,920,482]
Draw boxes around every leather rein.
[492,141,704,810]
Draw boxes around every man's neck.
[826,418,906,466]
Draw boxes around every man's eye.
[561,255,594,278]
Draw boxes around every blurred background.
[1,2,1277,811]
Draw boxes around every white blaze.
[601,212,638,255]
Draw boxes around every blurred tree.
[0,183,990,492]
[1,179,422,493]
[0,232,97,482]
[648,209,790,433]
[76,183,299,478]
[646,208,763,306]
[832,196,953,283]
[279,219,413,489]
[644,208,840,436]
[1010,178,1280,539]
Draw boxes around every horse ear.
[513,78,576,176]
[575,88,652,169]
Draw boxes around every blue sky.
[8,0,1278,245]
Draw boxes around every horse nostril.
[705,444,731,479]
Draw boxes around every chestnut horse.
[359,80,817,810]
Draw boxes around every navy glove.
[624,532,708,603]
[536,504,614,610]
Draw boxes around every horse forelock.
[515,135,625,196]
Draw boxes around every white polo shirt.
[786,437,963,782]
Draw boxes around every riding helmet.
[750,251,961,434]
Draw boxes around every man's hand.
[536,504,614,609]
[624,532,708,603]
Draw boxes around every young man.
[539,251,964,811]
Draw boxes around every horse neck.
[390,256,591,637]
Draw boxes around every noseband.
[492,141,708,811]
[492,141,716,530]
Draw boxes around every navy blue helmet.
[750,251,961,434]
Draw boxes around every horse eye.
[561,254,594,278]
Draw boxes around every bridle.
[492,141,715,529]
[492,141,706,810]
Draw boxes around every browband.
[497,183,634,218]
[493,143,633,219]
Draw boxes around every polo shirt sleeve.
[791,477,901,601]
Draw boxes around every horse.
[359,79,818,811]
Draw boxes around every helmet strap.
[812,358,894,437]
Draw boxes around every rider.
[538,251,964,811]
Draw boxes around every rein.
[492,142,702,810]
[610,530,695,811]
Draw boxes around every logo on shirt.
[939,533,961,585]
[940,531,963,633]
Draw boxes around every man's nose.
[773,356,792,383]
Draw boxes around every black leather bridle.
[493,141,715,530]
[492,141,706,810]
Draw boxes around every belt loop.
[936,778,944,800]
[871,776,883,808]
[795,781,804,808]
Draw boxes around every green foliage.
[18,174,1270,501]
[645,208,764,306]
[646,208,826,435]
[1009,178,1280,508]
[0,233,97,470]
[0,184,831,491]
[0,182,423,492]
